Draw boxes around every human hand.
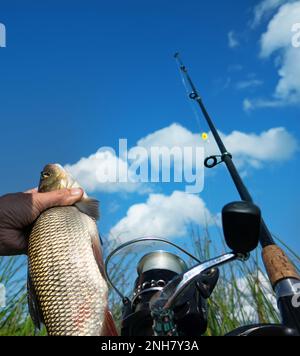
[0,188,83,256]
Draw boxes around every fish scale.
[28,206,108,336]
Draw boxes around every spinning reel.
[105,201,297,336]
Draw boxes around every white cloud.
[228,31,240,48]
[138,123,298,169]
[243,99,254,112]
[0,23,6,48]
[247,1,300,109]
[65,149,149,194]
[251,0,290,28]
[273,47,300,104]
[222,127,297,162]
[236,79,264,90]
[65,123,298,194]
[260,2,300,57]
[109,191,214,243]
[137,123,200,155]
[107,201,121,213]
[243,97,285,111]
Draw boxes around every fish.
[27,163,117,336]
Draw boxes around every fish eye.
[41,171,51,179]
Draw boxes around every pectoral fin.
[75,198,100,221]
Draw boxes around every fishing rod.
[105,55,300,337]
[174,52,300,334]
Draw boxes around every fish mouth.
[39,163,68,192]
[40,164,64,180]
[38,163,83,194]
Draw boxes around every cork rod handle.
[262,245,300,288]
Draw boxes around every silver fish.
[28,164,117,336]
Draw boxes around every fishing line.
[174,53,300,334]
[176,56,216,251]
[176,60,204,134]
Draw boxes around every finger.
[25,187,38,194]
[33,188,84,212]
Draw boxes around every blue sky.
[0,0,300,257]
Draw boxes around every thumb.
[33,188,84,212]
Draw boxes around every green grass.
[0,229,299,336]
[0,257,47,336]
[185,226,284,335]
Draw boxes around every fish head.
[39,164,77,193]
[38,163,99,219]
